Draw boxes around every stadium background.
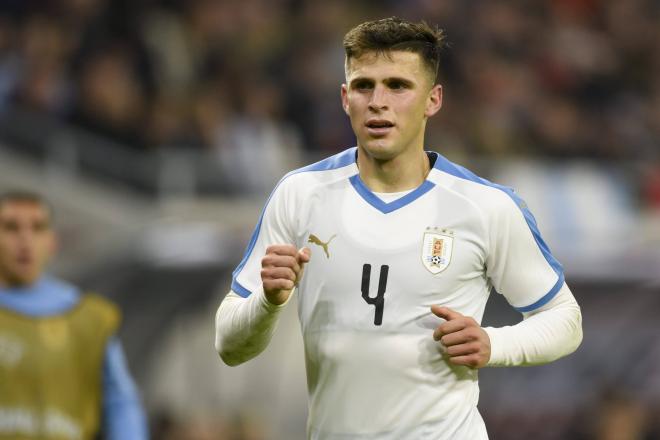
[1,0,659,438]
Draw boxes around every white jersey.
[231,147,564,439]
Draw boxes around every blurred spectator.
[12,15,73,115]
[0,15,19,112]
[211,76,303,194]
[583,388,653,440]
[0,191,148,440]
[151,411,267,440]
[1,0,657,163]
[70,46,148,149]
[643,162,660,211]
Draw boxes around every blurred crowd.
[2,4,659,439]
[0,0,659,162]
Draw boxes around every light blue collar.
[348,151,438,214]
[0,275,80,316]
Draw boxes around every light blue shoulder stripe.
[231,147,358,298]
[430,152,564,312]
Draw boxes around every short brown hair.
[0,190,54,222]
[343,17,446,82]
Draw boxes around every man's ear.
[341,84,349,115]
[425,84,443,117]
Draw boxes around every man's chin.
[359,140,397,160]
[3,269,40,287]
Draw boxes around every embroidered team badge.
[421,228,454,274]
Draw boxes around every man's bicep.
[486,192,564,313]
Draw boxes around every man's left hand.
[431,305,491,369]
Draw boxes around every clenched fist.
[431,305,491,369]
[261,245,311,305]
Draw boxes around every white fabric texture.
[215,147,582,439]
[485,283,582,367]
[215,288,290,366]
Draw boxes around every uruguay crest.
[421,228,454,274]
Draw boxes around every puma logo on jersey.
[308,234,336,258]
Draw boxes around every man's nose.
[368,85,388,112]
[17,228,35,242]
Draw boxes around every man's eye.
[354,82,372,90]
[389,81,405,90]
[1,222,18,233]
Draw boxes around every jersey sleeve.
[485,189,564,312]
[103,337,148,440]
[484,283,582,366]
[231,178,296,297]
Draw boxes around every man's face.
[0,201,55,287]
[341,51,442,161]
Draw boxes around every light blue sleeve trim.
[103,338,149,440]
[349,174,436,214]
[231,279,252,298]
[231,147,357,297]
[514,273,565,313]
[431,152,564,311]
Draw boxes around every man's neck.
[0,274,35,290]
[0,274,9,290]
[357,147,431,193]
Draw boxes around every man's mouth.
[365,120,394,136]
[16,254,33,267]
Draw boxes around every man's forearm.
[214,287,290,366]
[484,284,583,367]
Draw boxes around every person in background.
[0,190,148,440]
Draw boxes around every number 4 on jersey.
[361,264,389,326]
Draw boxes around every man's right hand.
[261,245,311,305]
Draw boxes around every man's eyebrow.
[385,77,414,87]
[349,77,374,86]
[349,76,415,87]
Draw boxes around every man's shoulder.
[41,277,120,321]
[276,147,358,192]
[79,293,121,328]
[430,152,523,213]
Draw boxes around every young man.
[0,191,148,440]
[215,18,582,439]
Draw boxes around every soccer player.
[0,191,148,440]
[215,17,583,439]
